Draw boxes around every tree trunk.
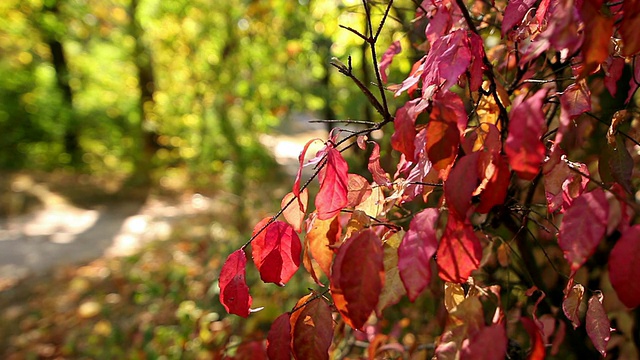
[42,0,81,165]
[128,0,159,185]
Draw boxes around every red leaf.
[620,0,640,56]
[346,174,373,207]
[444,152,480,219]
[558,189,609,271]
[282,190,308,233]
[521,317,546,360]
[379,40,401,83]
[502,0,537,35]
[252,218,302,285]
[460,324,508,360]
[505,89,548,180]
[562,283,584,329]
[331,229,384,330]
[586,292,611,356]
[316,147,349,220]
[425,6,452,44]
[219,249,252,317]
[306,213,341,279]
[398,208,439,301]
[267,312,292,360]
[609,225,640,308]
[580,1,614,76]
[233,341,267,360]
[476,153,510,214]
[367,141,391,187]
[436,216,482,283]
[392,100,418,162]
[290,296,333,360]
[427,91,467,171]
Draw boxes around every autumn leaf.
[505,89,548,180]
[562,283,584,329]
[398,208,439,301]
[346,174,373,207]
[219,249,252,318]
[580,0,613,77]
[316,147,349,220]
[293,138,323,198]
[306,213,341,279]
[436,215,482,283]
[521,317,546,360]
[502,0,537,35]
[444,152,480,219]
[376,231,407,316]
[392,100,419,162]
[282,190,308,233]
[609,225,640,308]
[586,292,611,356]
[558,189,609,271]
[379,40,401,83]
[427,91,467,171]
[554,81,591,153]
[251,218,302,285]
[620,0,640,56]
[331,229,384,330]
[267,312,292,360]
[460,323,508,360]
[476,152,510,214]
[290,296,333,360]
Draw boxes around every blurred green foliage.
[0,0,414,186]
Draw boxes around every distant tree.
[219,0,640,358]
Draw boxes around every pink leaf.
[252,218,302,285]
[609,225,640,308]
[558,189,609,271]
[316,147,349,220]
[505,89,548,180]
[468,33,486,92]
[436,216,482,283]
[398,208,439,301]
[460,324,508,360]
[219,249,252,317]
[421,29,472,101]
[346,174,372,208]
[543,151,589,213]
[502,0,537,35]
[293,138,323,198]
[586,292,611,356]
[267,312,292,360]
[379,40,401,84]
[444,152,480,219]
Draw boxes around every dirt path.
[0,115,328,289]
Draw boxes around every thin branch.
[290,288,332,314]
[585,112,640,147]
[567,163,640,213]
[339,24,369,42]
[310,118,377,126]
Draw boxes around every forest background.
[0,0,417,358]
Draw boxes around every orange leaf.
[282,190,308,233]
[306,213,341,279]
